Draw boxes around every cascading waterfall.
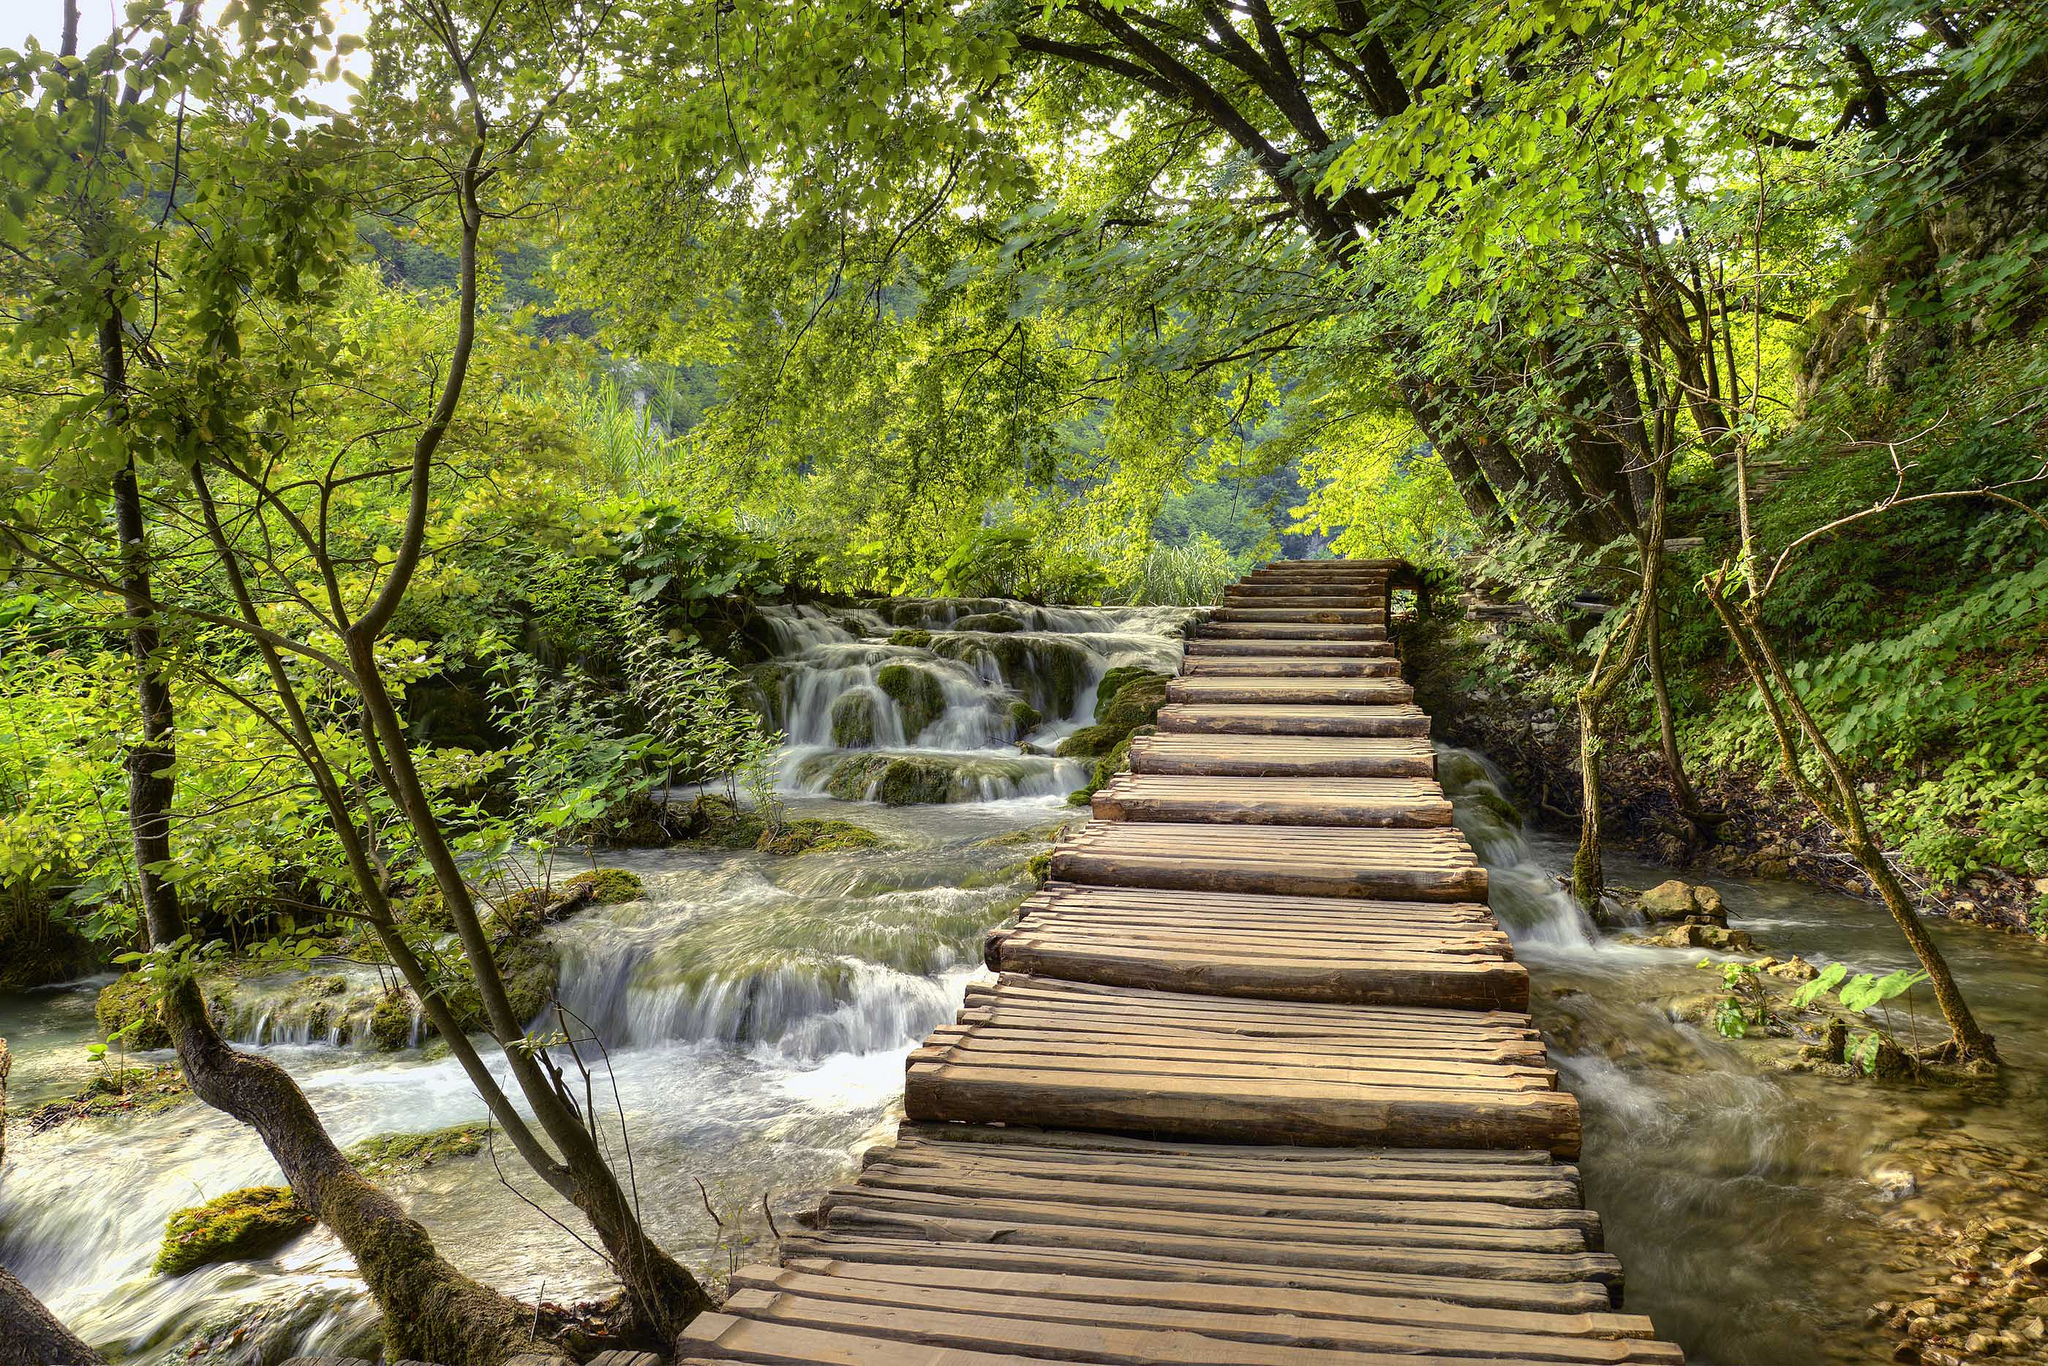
[1435,745,1604,950]
[753,598,1189,805]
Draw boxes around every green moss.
[368,990,414,1051]
[563,867,645,904]
[1026,851,1053,885]
[1097,675,1168,731]
[22,1064,192,1133]
[955,612,1024,633]
[96,973,171,1051]
[877,663,948,741]
[888,628,934,648]
[347,1121,490,1176]
[1092,666,1169,722]
[154,1186,313,1277]
[932,634,1091,719]
[1006,699,1043,739]
[673,795,887,855]
[1056,723,1123,759]
[831,691,878,748]
[746,662,792,729]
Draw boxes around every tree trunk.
[104,339,570,1362]
[1701,576,1996,1062]
[1570,593,1648,905]
[346,638,715,1336]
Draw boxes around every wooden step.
[1211,606,1385,624]
[1166,676,1415,706]
[1181,655,1402,677]
[1049,821,1486,901]
[904,979,1576,1155]
[1201,621,1387,640]
[1128,734,1434,777]
[1184,637,1396,658]
[1092,775,1453,828]
[1156,703,1430,737]
[987,884,1525,1009]
[1226,583,1386,600]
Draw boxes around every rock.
[1056,723,1125,759]
[1761,955,1820,981]
[348,1121,490,1176]
[95,973,174,1051]
[830,691,878,748]
[1872,1164,1921,1200]
[954,612,1024,633]
[368,990,415,1051]
[1757,858,1792,877]
[1006,699,1043,740]
[877,662,947,741]
[1634,879,1729,927]
[887,628,933,649]
[1962,1331,1998,1355]
[1641,923,1755,952]
[561,868,644,905]
[154,1186,312,1277]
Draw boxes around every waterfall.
[1435,745,1604,949]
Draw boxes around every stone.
[1962,1332,1998,1356]
[830,691,878,748]
[1634,879,1729,927]
[1872,1165,1921,1201]
[1760,955,1820,981]
[154,1187,312,1276]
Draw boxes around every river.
[2,603,2044,1364]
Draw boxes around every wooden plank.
[1180,655,1402,677]
[727,1269,1680,1363]
[1092,774,1453,827]
[1049,821,1486,901]
[1200,621,1387,640]
[1154,703,1431,738]
[777,1258,1653,1341]
[1183,638,1394,657]
[1164,677,1416,706]
[1210,606,1386,624]
[775,1236,1617,1313]
[1127,734,1434,777]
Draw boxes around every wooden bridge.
[676,559,1681,1363]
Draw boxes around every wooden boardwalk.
[681,560,1683,1365]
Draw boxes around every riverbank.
[1403,615,2048,937]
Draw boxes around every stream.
[2,603,2045,1364]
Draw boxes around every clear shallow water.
[1440,747,2048,1365]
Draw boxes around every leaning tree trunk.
[1701,576,1996,1063]
[105,372,569,1360]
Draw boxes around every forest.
[0,0,2044,1363]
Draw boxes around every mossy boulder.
[1006,699,1043,740]
[805,752,1038,805]
[348,1121,489,1176]
[1096,675,1169,731]
[1056,724,1124,759]
[562,867,645,905]
[368,990,414,1051]
[746,662,792,729]
[154,1186,313,1277]
[887,629,934,649]
[674,795,887,856]
[22,1065,192,1132]
[877,663,948,742]
[931,634,1091,719]
[1067,725,1152,807]
[96,973,172,1051]
[954,612,1025,633]
[831,692,879,748]
[1092,667,1169,722]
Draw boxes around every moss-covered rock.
[1055,724,1124,759]
[1006,699,1043,739]
[673,795,888,856]
[1092,666,1168,722]
[368,990,415,1051]
[347,1121,490,1176]
[954,612,1024,633]
[1097,675,1169,731]
[1067,725,1152,807]
[887,628,934,648]
[877,663,948,741]
[96,973,172,1050]
[831,691,879,748]
[745,662,792,730]
[22,1065,192,1133]
[562,867,645,905]
[154,1186,313,1277]
[931,634,1091,719]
